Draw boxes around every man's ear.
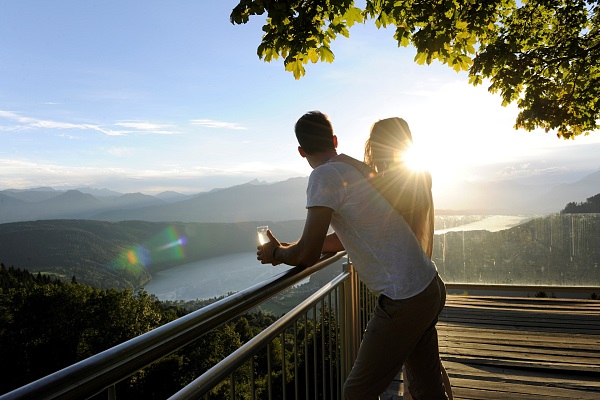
[298,146,307,158]
[333,135,338,149]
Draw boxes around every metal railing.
[166,258,377,400]
[0,252,352,400]
[3,244,594,399]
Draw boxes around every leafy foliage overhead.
[231,0,600,139]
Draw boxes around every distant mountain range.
[441,169,600,214]
[0,178,309,224]
[1,170,599,224]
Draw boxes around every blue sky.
[1,1,599,207]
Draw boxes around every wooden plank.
[438,329,600,349]
[438,324,600,345]
[441,304,600,319]
[441,351,600,374]
[450,377,600,400]
[441,306,600,323]
[438,330,600,352]
[442,360,600,391]
[440,308,600,329]
[454,386,586,400]
[439,341,600,364]
[438,317,599,335]
[443,303,600,318]
[446,295,600,307]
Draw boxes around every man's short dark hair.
[295,111,335,155]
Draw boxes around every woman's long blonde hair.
[364,117,435,258]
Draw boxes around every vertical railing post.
[351,263,361,361]
[107,384,116,400]
[341,259,359,382]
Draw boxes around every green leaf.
[343,7,364,27]
[468,74,483,86]
[452,61,462,72]
[308,48,320,63]
[285,59,306,80]
[414,51,428,65]
[319,46,335,63]
[456,21,468,31]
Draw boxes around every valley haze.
[2,168,600,224]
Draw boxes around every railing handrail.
[0,252,347,400]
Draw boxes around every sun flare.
[394,142,460,191]
[399,143,429,172]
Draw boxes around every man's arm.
[258,206,334,268]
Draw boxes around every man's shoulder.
[314,159,359,177]
[328,154,375,179]
[309,160,358,188]
[310,162,342,181]
[329,153,363,165]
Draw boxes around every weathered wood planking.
[384,295,600,399]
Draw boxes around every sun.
[396,142,461,191]
[400,143,430,172]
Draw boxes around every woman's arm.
[322,232,344,253]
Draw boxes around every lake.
[144,215,537,301]
[143,251,294,301]
[434,215,533,234]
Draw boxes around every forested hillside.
[562,193,600,213]
[0,266,325,399]
[434,213,600,287]
[0,219,305,289]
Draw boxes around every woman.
[364,117,453,400]
[363,117,434,257]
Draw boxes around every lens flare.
[111,225,187,271]
[148,226,187,264]
[127,250,137,264]
[156,236,187,251]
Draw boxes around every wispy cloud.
[496,163,566,179]
[0,111,178,136]
[190,119,247,130]
[0,110,126,136]
[114,121,178,135]
[106,147,133,156]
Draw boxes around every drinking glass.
[257,226,269,245]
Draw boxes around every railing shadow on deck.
[0,252,351,400]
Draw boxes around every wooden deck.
[383,295,600,399]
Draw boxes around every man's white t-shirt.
[307,156,437,300]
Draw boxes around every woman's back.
[364,117,435,258]
[371,168,434,257]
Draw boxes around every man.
[257,111,449,399]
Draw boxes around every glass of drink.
[257,226,269,245]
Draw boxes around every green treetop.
[231,0,599,139]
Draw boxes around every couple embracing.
[257,111,452,400]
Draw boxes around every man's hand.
[257,206,334,268]
[257,230,282,265]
